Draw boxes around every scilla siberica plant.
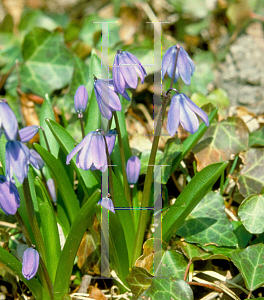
[0,36,228,300]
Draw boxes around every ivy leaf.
[249,127,264,147]
[20,28,74,96]
[238,194,264,234]
[237,148,264,197]
[231,243,264,292]
[193,117,249,171]
[126,266,153,298]
[139,278,193,300]
[177,241,230,261]
[177,192,238,247]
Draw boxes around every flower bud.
[47,178,57,203]
[98,197,115,213]
[22,248,39,280]
[126,156,141,187]
[0,175,20,215]
[74,85,88,114]
[19,125,39,143]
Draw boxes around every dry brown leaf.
[77,232,96,270]
[88,283,107,300]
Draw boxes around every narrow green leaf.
[162,161,229,242]
[0,247,44,299]
[53,189,101,300]
[84,89,101,134]
[111,107,132,184]
[46,119,100,197]
[34,144,80,224]
[112,172,135,266]
[35,177,61,284]
[39,95,59,157]
[95,205,130,285]
[170,107,218,176]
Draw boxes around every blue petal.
[179,96,199,134]
[91,134,107,171]
[76,133,94,170]
[177,50,192,85]
[105,130,116,155]
[19,125,39,143]
[180,46,195,75]
[0,102,18,141]
[5,141,30,183]
[124,51,146,83]
[74,85,88,113]
[167,94,181,137]
[113,54,126,94]
[98,197,115,213]
[184,94,209,126]
[162,46,175,80]
[119,54,138,89]
[66,132,92,165]
[22,248,39,280]
[126,156,141,184]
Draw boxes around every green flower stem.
[113,111,131,206]
[79,113,85,139]
[132,46,179,263]
[102,134,114,204]
[40,127,51,153]
[23,178,53,296]
[132,109,163,264]
[15,211,32,246]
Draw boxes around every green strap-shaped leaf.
[46,119,100,197]
[39,95,60,158]
[112,172,135,266]
[35,177,61,284]
[53,189,101,300]
[231,243,264,292]
[34,144,80,224]
[95,205,130,286]
[0,247,44,299]
[162,161,228,242]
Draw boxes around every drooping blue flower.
[126,156,141,187]
[22,248,39,280]
[0,175,20,215]
[94,79,123,120]
[167,93,209,136]
[162,45,195,85]
[19,125,39,143]
[74,85,88,114]
[98,197,115,214]
[5,141,30,183]
[29,149,44,169]
[112,50,147,94]
[0,100,18,141]
[66,130,116,172]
